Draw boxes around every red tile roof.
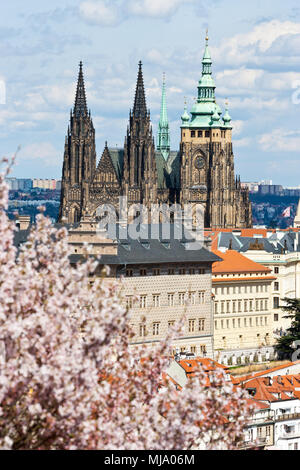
[212,249,271,275]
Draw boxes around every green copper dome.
[223,102,232,128]
[181,103,190,126]
[186,34,224,129]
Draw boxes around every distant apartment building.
[6,178,32,191]
[33,179,58,190]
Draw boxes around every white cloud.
[232,137,252,148]
[79,0,195,25]
[19,142,61,167]
[231,120,245,136]
[216,69,264,91]
[213,20,300,68]
[259,129,300,152]
[128,0,190,18]
[79,1,122,26]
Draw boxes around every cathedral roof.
[107,147,124,182]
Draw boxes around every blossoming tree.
[0,163,253,450]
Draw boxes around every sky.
[2,0,300,185]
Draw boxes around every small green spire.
[157,73,170,160]
[223,99,232,128]
[181,98,190,126]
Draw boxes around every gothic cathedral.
[58,37,252,229]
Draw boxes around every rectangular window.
[198,130,202,138]
[190,346,196,354]
[275,267,279,274]
[140,269,147,276]
[140,295,147,308]
[205,130,210,138]
[215,301,218,314]
[153,268,160,276]
[189,319,196,333]
[226,301,230,313]
[199,318,205,331]
[273,297,280,309]
[168,320,175,328]
[199,291,205,303]
[126,296,133,309]
[152,294,160,307]
[200,345,207,356]
[126,269,133,277]
[189,292,196,305]
[179,292,185,306]
[168,293,175,307]
[139,324,146,337]
[221,301,225,314]
[274,282,279,291]
[153,323,160,336]
[168,268,175,275]
[191,130,195,138]
[233,301,236,313]
[189,268,195,275]
[179,268,186,275]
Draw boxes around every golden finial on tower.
[206,29,209,42]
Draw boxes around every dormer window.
[191,131,195,138]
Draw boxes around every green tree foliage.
[275,298,300,360]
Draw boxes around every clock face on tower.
[194,156,205,170]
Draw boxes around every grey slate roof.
[108,148,124,181]
[70,223,221,266]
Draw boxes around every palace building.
[58,36,252,229]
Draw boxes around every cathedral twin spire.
[74,61,88,118]
[133,61,147,119]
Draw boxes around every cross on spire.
[74,61,88,118]
[133,61,147,118]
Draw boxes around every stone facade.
[68,229,220,356]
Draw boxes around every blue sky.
[2,0,300,185]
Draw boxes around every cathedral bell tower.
[179,33,252,229]
[58,62,96,223]
[123,61,158,210]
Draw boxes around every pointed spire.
[133,61,147,118]
[74,61,88,118]
[159,73,168,126]
[157,73,170,160]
